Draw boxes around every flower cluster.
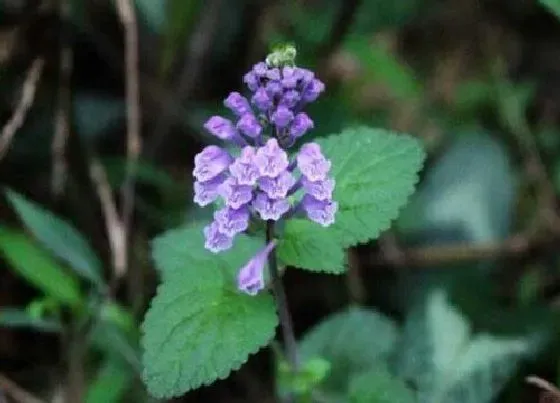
[192,56,337,292]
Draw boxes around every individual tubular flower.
[254,138,289,178]
[214,206,250,237]
[253,192,290,221]
[193,146,232,182]
[224,92,252,116]
[219,177,254,209]
[237,241,277,295]
[194,175,226,206]
[203,116,238,141]
[271,105,294,128]
[296,142,331,181]
[237,113,262,138]
[301,176,335,201]
[229,146,261,185]
[258,171,296,200]
[204,221,233,253]
[290,112,314,139]
[301,194,338,227]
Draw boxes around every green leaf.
[0,308,62,333]
[299,306,398,398]
[395,289,531,403]
[321,127,425,247]
[277,127,424,273]
[142,225,278,398]
[0,227,82,307]
[278,219,345,273]
[540,0,560,20]
[349,366,416,403]
[86,358,134,403]
[6,189,104,288]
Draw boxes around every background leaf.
[6,189,104,288]
[0,307,62,333]
[85,357,134,403]
[349,365,416,403]
[299,306,398,399]
[0,227,82,307]
[395,289,532,403]
[142,225,278,398]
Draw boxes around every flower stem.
[266,221,299,371]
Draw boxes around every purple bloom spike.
[237,240,277,296]
[224,92,252,116]
[301,194,338,227]
[301,176,335,201]
[204,116,238,141]
[253,192,290,221]
[193,175,226,206]
[296,142,331,181]
[258,171,297,200]
[193,145,232,182]
[229,146,260,185]
[290,112,314,139]
[252,87,272,111]
[255,138,289,178]
[219,177,254,209]
[204,221,233,253]
[271,106,294,128]
[214,206,250,237]
[237,113,262,138]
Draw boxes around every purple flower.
[271,106,294,128]
[237,114,262,138]
[281,66,299,88]
[219,177,254,209]
[193,145,232,182]
[301,176,335,201]
[280,90,300,109]
[193,175,226,206]
[229,146,260,185]
[237,240,277,296]
[204,116,237,141]
[255,138,289,178]
[252,87,272,111]
[302,78,325,103]
[214,206,250,237]
[204,221,233,253]
[300,69,315,85]
[266,68,281,81]
[253,192,290,221]
[301,194,338,227]
[253,62,268,76]
[290,112,314,138]
[296,143,331,181]
[243,71,259,92]
[224,92,252,116]
[258,171,296,199]
[265,81,283,97]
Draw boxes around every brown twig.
[0,373,44,403]
[88,157,125,292]
[51,0,73,196]
[0,58,44,161]
[115,0,142,281]
[526,376,560,401]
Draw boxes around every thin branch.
[0,373,45,403]
[0,58,44,161]
[51,0,73,196]
[115,0,142,279]
[88,157,125,291]
[526,376,560,401]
